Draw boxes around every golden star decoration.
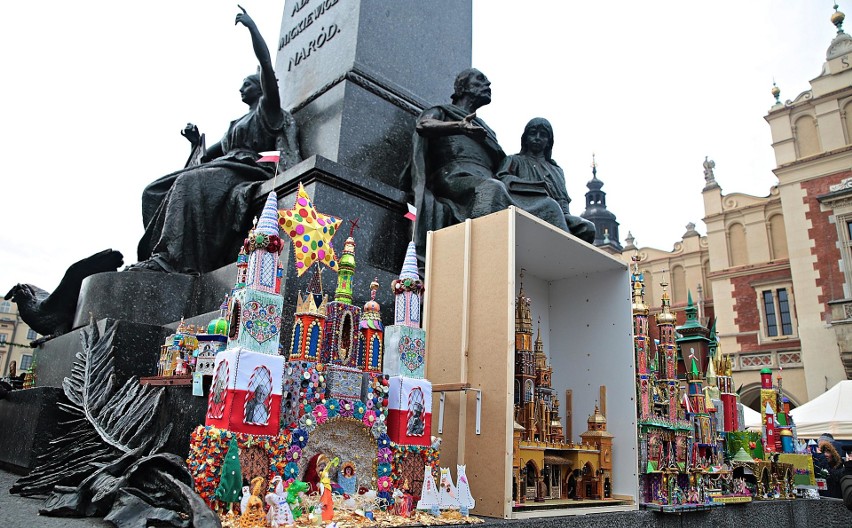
[279,183,341,276]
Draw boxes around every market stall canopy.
[743,405,762,431]
[789,380,852,439]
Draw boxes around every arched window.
[207,360,229,420]
[794,115,820,158]
[370,336,381,369]
[728,223,748,266]
[244,366,272,425]
[290,321,303,359]
[308,322,321,360]
[768,214,788,260]
[524,379,534,403]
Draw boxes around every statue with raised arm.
[400,68,513,262]
[496,118,595,243]
[132,6,301,273]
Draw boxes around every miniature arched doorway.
[290,321,303,358]
[581,461,597,499]
[339,312,353,362]
[524,461,539,501]
[563,469,577,499]
[298,418,375,493]
[760,466,771,497]
[239,444,270,485]
[396,452,427,500]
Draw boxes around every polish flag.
[404,203,416,221]
[257,151,281,163]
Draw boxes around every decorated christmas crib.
[186,186,449,522]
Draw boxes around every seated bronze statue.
[401,71,595,263]
[132,7,301,274]
[497,118,595,243]
[400,68,513,263]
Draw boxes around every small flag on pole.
[257,151,281,163]
[404,203,417,221]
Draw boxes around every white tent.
[742,405,763,431]
[789,380,852,439]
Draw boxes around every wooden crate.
[423,207,638,518]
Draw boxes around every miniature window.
[407,387,426,436]
[756,285,796,341]
[308,322,321,359]
[259,252,276,289]
[244,366,272,425]
[370,336,381,369]
[291,322,303,358]
[409,294,420,324]
[395,295,405,324]
[207,360,229,420]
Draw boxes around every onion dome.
[771,82,781,104]
[779,428,793,437]
[828,4,852,59]
[630,256,649,315]
[760,367,772,375]
[588,405,607,425]
[832,4,846,32]
[208,297,230,335]
[360,278,383,331]
[339,237,356,270]
[655,283,677,325]
[207,318,229,336]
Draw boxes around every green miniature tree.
[215,437,243,510]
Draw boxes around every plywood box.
[423,207,638,518]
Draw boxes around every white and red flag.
[257,150,281,163]
[404,203,416,221]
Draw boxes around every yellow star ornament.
[278,183,341,276]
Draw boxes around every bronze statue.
[5,249,124,343]
[400,68,513,261]
[133,7,301,274]
[497,118,595,243]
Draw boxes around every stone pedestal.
[0,387,64,472]
[34,318,166,390]
[276,0,472,187]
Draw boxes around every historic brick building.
[617,8,852,409]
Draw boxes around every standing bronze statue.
[497,118,595,243]
[400,68,513,261]
[133,6,301,274]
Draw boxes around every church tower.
[321,232,362,366]
[580,155,622,253]
[289,267,327,362]
[359,278,384,373]
[514,272,536,440]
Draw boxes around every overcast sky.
[0,1,836,292]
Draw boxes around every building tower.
[321,231,361,366]
[383,240,427,379]
[631,256,652,420]
[514,272,536,440]
[533,322,555,442]
[289,267,328,362]
[226,192,285,355]
[206,191,286,437]
[580,405,614,500]
[359,278,384,372]
[580,155,622,252]
[656,282,679,421]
